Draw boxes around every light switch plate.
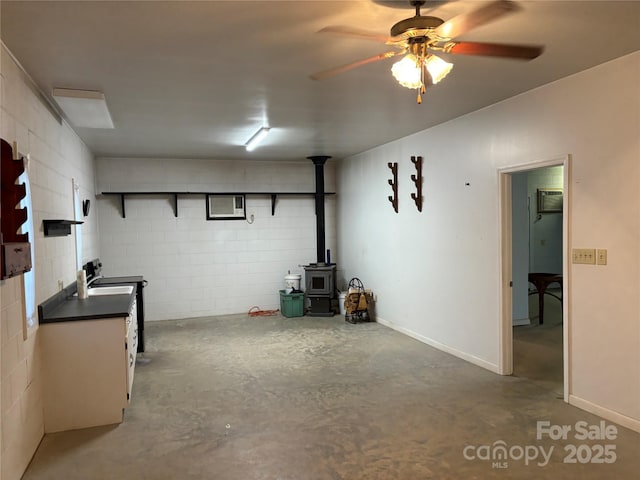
[597,249,607,265]
[572,248,596,264]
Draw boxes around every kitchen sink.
[87,285,134,296]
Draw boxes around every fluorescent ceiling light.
[52,88,114,129]
[245,127,271,152]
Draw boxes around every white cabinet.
[41,301,138,433]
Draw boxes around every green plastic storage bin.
[279,290,304,318]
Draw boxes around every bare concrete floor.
[23,311,639,479]
[513,290,564,396]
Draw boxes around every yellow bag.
[357,292,368,310]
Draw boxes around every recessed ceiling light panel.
[52,88,114,129]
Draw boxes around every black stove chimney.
[308,155,331,264]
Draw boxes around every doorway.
[512,166,564,396]
[498,155,570,402]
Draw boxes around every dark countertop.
[39,284,136,324]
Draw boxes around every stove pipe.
[308,155,331,264]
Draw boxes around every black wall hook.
[410,156,423,212]
[387,162,398,213]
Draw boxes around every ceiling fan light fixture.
[424,54,453,84]
[391,54,422,89]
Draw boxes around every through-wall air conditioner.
[537,189,563,213]
[206,194,246,220]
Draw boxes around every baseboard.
[569,394,640,433]
[375,318,640,434]
[376,316,500,374]
[512,317,531,326]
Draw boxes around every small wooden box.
[1,242,31,279]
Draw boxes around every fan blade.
[317,25,392,44]
[434,0,520,39]
[310,51,404,81]
[443,41,543,59]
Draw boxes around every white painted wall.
[337,52,640,429]
[0,45,98,480]
[95,157,336,320]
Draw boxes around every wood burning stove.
[304,155,336,316]
[304,263,336,317]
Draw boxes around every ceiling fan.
[310,0,544,103]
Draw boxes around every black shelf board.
[100,191,336,218]
[100,191,335,195]
[43,219,84,237]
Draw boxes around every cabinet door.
[41,318,128,432]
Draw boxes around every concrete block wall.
[0,279,42,480]
[96,157,337,320]
[1,45,98,480]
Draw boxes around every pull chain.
[417,60,426,104]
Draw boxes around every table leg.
[537,282,546,325]
[529,274,563,326]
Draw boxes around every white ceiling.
[1,1,639,161]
